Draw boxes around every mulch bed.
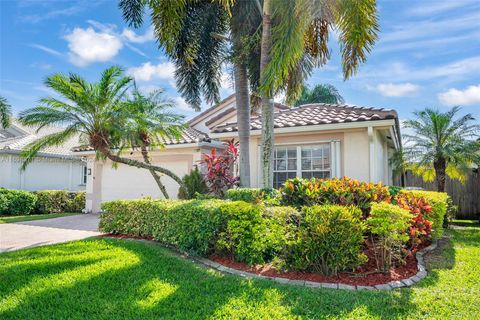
[210,241,430,286]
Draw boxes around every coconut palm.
[401,107,480,192]
[0,96,12,128]
[258,0,379,188]
[294,84,344,106]
[18,66,184,187]
[120,87,186,198]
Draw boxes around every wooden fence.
[395,170,479,219]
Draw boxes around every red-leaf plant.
[201,139,239,197]
[394,193,433,252]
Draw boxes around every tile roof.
[72,127,210,152]
[0,120,82,157]
[211,103,399,133]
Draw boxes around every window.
[273,147,297,188]
[273,144,331,188]
[81,165,87,185]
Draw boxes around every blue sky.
[1,0,480,122]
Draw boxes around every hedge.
[34,190,86,214]
[225,188,280,204]
[0,188,37,215]
[0,188,85,216]
[401,190,448,240]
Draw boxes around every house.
[74,95,401,212]
[0,120,86,192]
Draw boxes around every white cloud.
[30,62,52,70]
[127,62,175,82]
[173,97,192,111]
[122,27,155,43]
[64,26,123,66]
[30,44,63,57]
[438,84,480,106]
[408,0,479,16]
[374,83,420,97]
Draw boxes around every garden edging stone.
[191,238,442,291]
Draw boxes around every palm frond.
[119,0,146,28]
[0,96,12,128]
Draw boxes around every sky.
[1,0,480,123]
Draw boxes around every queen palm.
[120,87,186,198]
[19,66,184,188]
[0,96,12,128]
[401,107,480,192]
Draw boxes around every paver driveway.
[0,214,101,252]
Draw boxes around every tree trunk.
[434,158,447,192]
[101,148,184,188]
[260,0,275,189]
[140,145,170,199]
[234,62,251,187]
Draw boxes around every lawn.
[0,213,78,224]
[1,228,479,319]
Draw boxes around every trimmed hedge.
[401,190,448,240]
[0,188,37,215]
[34,190,86,214]
[225,188,280,204]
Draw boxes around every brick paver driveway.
[0,214,101,252]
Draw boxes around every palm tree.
[121,87,186,198]
[401,107,480,192]
[258,0,379,188]
[0,96,12,128]
[294,84,344,106]
[19,66,184,188]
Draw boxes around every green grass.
[451,219,480,227]
[0,213,78,224]
[1,228,479,319]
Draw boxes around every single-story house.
[74,94,402,213]
[0,120,86,191]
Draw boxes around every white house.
[0,120,86,192]
[74,95,402,213]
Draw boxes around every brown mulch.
[210,242,429,286]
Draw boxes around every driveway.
[0,214,102,253]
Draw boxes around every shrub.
[291,205,367,275]
[444,196,458,228]
[101,199,226,255]
[34,190,85,214]
[367,202,411,273]
[394,192,433,249]
[388,185,403,198]
[226,188,280,204]
[201,140,239,197]
[0,188,37,215]
[281,177,390,214]
[0,193,8,214]
[178,167,208,199]
[402,190,448,240]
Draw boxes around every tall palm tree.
[121,87,186,198]
[19,66,184,188]
[258,0,379,188]
[0,96,12,128]
[401,107,480,192]
[119,0,255,187]
[294,84,344,106]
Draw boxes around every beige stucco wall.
[343,129,370,182]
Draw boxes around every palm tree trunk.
[260,0,275,189]
[101,149,184,188]
[234,62,251,187]
[140,145,169,199]
[434,158,447,192]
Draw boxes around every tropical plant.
[294,84,345,106]
[201,140,239,197]
[178,166,208,200]
[18,66,184,189]
[399,107,480,192]
[121,87,186,198]
[0,95,12,128]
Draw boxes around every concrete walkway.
[0,214,102,253]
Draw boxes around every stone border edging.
[193,240,439,291]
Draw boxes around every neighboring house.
[0,120,86,192]
[75,94,401,213]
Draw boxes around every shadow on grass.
[0,237,452,320]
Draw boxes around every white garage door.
[101,160,190,201]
